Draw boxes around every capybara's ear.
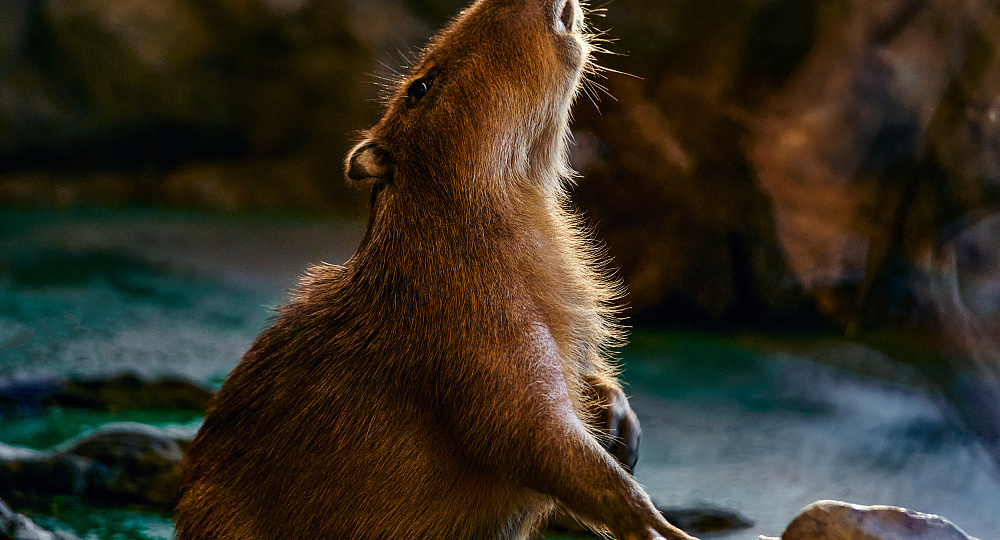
[345,139,393,186]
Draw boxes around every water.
[0,208,365,384]
[25,502,175,540]
[2,209,998,539]
[621,333,1000,537]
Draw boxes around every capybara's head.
[346,0,592,201]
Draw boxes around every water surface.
[3,210,998,539]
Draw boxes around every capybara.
[175,1,696,539]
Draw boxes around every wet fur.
[175,1,694,539]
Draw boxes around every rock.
[0,444,95,507]
[949,213,1000,322]
[1,0,998,337]
[0,1,28,73]
[925,13,1000,199]
[748,0,997,326]
[0,382,63,417]
[0,374,213,417]
[0,0,372,211]
[659,506,754,536]
[58,423,189,510]
[159,159,345,212]
[761,500,980,540]
[0,495,79,540]
[912,221,1000,468]
[3,0,227,161]
[571,0,1000,331]
[44,374,213,413]
[0,424,192,511]
[35,0,299,145]
[0,173,140,209]
[560,0,844,329]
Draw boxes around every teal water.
[2,210,999,538]
[0,209,364,539]
[24,500,174,540]
[622,332,770,399]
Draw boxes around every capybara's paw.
[586,380,641,473]
[613,521,698,540]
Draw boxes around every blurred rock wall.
[0,0,380,208]
[1,0,998,334]
[571,0,1000,333]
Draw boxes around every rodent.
[174,1,696,539]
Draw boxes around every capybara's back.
[175,1,697,539]
[177,298,540,538]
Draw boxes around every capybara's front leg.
[448,325,698,540]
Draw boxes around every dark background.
[1,0,998,333]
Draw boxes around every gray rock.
[659,506,754,536]
[761,500,979,540]
[0,423,192,511]
[0,444,94,506]
[59,422,189,509]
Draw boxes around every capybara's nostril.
[346,140,392,182]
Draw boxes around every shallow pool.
[3,210,998,539]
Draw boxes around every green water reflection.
[0,408,203,450]
[24,498,174,540]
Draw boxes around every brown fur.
[175,1,695,539]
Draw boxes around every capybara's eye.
[406,77,433,104]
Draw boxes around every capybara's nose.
[346,139,392,182]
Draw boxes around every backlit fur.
[175,1,695,539]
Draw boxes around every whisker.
[390,44,422,73]
[586,28,616,39]
[376,59,402,76]
[582,86,602,114]
[579,77,605,114]
[589,63,642,80]
[586,42,623,56]
[587,78,617,102]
